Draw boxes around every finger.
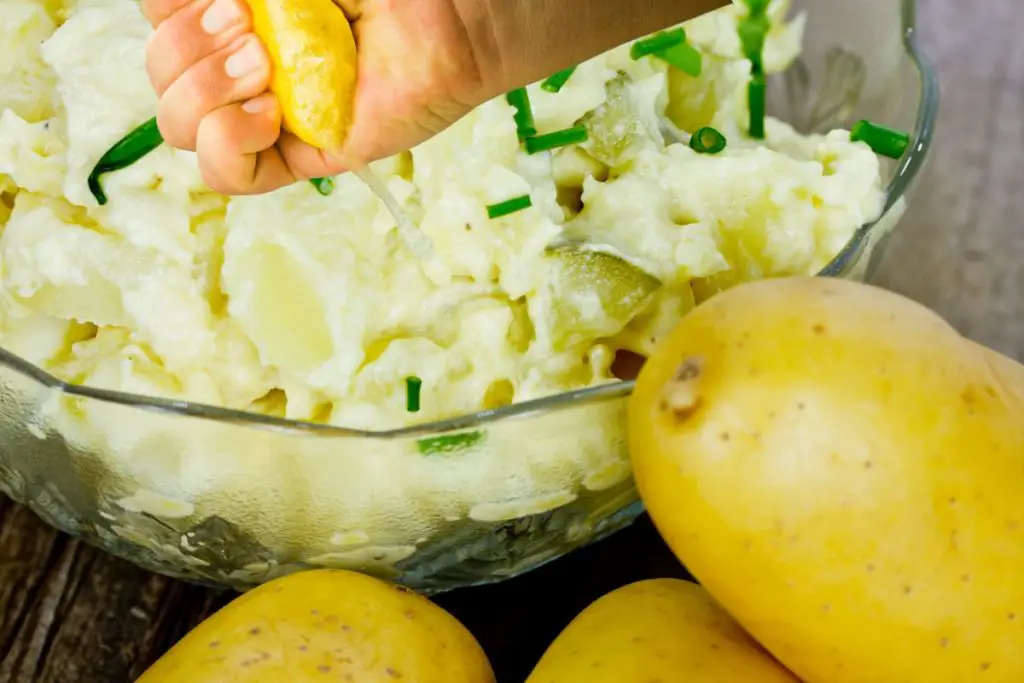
[195,97,291,194]
[158,34,270,151]
[146,0,251,96]
[197,100,345,195]
[141,0,193,28]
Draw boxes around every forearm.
[454,0,729,96]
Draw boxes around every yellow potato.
[526,579,800,683]
[247,0,358,151]
[136,569,495,683]
[629,276,1024,683]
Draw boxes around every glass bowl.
[0,0,937,594]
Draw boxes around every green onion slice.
[850,120,911,159]
[406,376,422,413]
[309,177,335,196]
[744,0,771,16]
[417,430,484,456]
[738,14,770,74]
[747,75,767,140]
[689,127,728,154]
[630,28,686,60]
[87,117,164,205]
[524,126,589,155]
[541,66,577,93]
[487,194,533,219]
[506,88,537,139]
[654,42,703,77]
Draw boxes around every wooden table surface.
[1,1,1019,680]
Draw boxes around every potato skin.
[629,277,1024,683]
[526,579,799,683]
[135,569,495,683]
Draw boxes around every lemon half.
[247,0,358,151]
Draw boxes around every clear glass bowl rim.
[0,1,939,440]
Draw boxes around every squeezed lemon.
[247,0,358,151]
[247,0,432,258]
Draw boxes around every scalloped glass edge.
[0,4,938,443]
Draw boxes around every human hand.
[142,0,727,195]
[142,0,484,194]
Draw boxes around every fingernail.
[201,0,241,34]
[225,39,263,78]
[242,94,274,113]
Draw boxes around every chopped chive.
[630,28,685,60]
[738,14,770,74]
[689,126,727,154]
[541,66,577,93]
[506,88,536,140]
[524,126,589,154]
[309,177,335,196]
[654,42,703,77]
[850,120,911,159]
[406,376,422,413]
[417,430,484,456]
[487,194,532,219]
[744,0,771,16]
[747,75,766,140]
[87,117,164,205]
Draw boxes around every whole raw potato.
[135,569,495,683]
[526,579,799,682]
[629,277,1024,683]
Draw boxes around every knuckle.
[156,101,196,151]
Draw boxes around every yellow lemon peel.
[247,0,358,151]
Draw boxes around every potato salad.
[0,0,886,430]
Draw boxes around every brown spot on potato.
[981,662,991,671]
[209,641,220,648]
[903,585,914,596]
[318,665,332,673]
[962,574,971,583]
[660,360,704,424]
[249,628,261,636]
[719,431,731,442]
[797,402,806,411]
[1009,613,1018,621]
[386,668,402,678]
[865,563,876,572]
[674,357,703,381]
[299,645,309,652]
[939,637,949,648]
[812,324,826,334]
[863,460,874,470]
